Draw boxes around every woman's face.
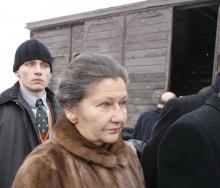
[73,77,128,146]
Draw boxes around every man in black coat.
[141,80,217,188]
[0,39,59,188]
[158,93,220,188]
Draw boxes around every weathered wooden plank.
[85,37,122,45]
[217,44,220,53]
[53,56,68,65]
[72,43,83,50]
[84,46,100,52]
[49,76,64,94]
[213,6,220,75]
[51,42,68,49]
[128,81,165,89]
[128,97,154,105]
[87,22,122,32]
[125,40,168,51]
[34,27,70,37]
[71,40,84,50]
[126,32,168,43]
[33,36,53,43]
[86,30,122,40]
[127,23,170,35]
[129,73,165,82]
[126,64,165,74]
[50,35,69,42]
[127,13,169,28]
[51,48,69,56]
[98,52,122,60]
[72,32,84,40]
[108,45,123,53]
[125,56,166,66]
[72,45,84,54]
[128,89,155,98]
[51,57,68,77]
[125,48,167,59]
[127,104,154,114]
[72,24,84,30]
[84,44,122,54]
[72,29,84,39]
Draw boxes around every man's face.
[15,60,52,97]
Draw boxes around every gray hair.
[57,53,129,108]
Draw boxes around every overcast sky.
[0,0,143,92]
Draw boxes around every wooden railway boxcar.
[27,0,220,126]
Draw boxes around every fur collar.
[53,115,130,168]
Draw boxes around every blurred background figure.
[133,91,176,142]
[127,91,176,160]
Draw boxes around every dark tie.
[36,99,48,140]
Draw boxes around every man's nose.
[34,64,43,74]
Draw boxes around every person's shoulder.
[22,140,62,169]
[0,83,19,104]
[143,108,158,116]
[12,141,62,187]
[159,97,179,116]
[166,94,204,111]
[164,105,208,139]
[160,114,206,148]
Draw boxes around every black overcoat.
[158,93,220,188]
[0,82,59,188]
[141,87,214,188]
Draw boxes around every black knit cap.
[13,39,52,72]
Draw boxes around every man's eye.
[41,63,50,68]
[24,62,34,67]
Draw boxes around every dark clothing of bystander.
[133,107,161,142]
[0,82,59,188]
[158,93,220,188]
[141,86,215,188]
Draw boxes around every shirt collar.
[20,87,47,108]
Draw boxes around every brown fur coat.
[12,116,145,188]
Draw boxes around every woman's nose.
[110,106,126,123]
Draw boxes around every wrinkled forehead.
[85,77,128,99]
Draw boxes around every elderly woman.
[12,53,145,188]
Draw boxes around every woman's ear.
[64,108,79,125]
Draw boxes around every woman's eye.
[101,102,111,108]
[120,101,127,108]
[99,102,111,111]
